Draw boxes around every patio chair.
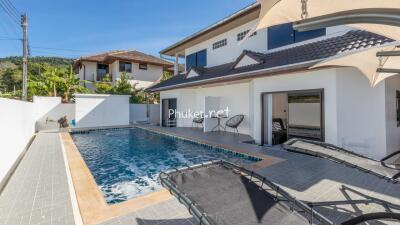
[283,138,400,182]
[224,114,244,134]
[159,161,332,225]
[192,114,204,128]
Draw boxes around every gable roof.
[74,50,173,68]
[232,50,265,69]
[148,30,393,92]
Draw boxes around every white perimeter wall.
[0,97,61,184]
[75,94,130,128]
[129,104,160,125]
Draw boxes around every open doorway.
[262,89,324,145]
[161,98,177,127]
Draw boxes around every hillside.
[0,56,74,69]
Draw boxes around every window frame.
[139,63,148,70]
[268,22,326,50]
[186,49,207,71]
[119,61,132,73]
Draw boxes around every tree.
[0,68,22,92]
[112,72,132,95]
[27,65,90,102]
[94,74,113,94]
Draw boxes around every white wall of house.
[335,68,387,159]
[385,75,400,156]
[161,82,251,134]
[75,94,130,128]
[185,20,268,68]
[77,60,165,90]
[184,18,350,70]
[0,97,62,186]
[252,69,339,145]
[161,67,396,158]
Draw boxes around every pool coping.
[60,132,173,225]
[133,125,285,170]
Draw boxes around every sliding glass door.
[287,90,324,141]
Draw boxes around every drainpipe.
[174,53,179,75]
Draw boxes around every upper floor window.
[268,23,326,49]
[212,39,227,50]
[186,49,207,71]
[237,30,257,41]
[139,63,148,70]
[119,61,132,73]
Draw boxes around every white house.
[74,50,173,91]
[148,3,400,160]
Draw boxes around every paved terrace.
[135,125,400,225]
[1,126,400,225]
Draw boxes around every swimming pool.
[71,128,258,204]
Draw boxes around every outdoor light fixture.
[293,8,400,32]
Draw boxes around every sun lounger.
[283,138,400,182]
[159,160,332,225]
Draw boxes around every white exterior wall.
[252,69,339,145]
[0,97,62,185]
[385,76,400,156]
[0,99,35,184]
[160,68,396,158]
[185,20,268,68]
[75,94,130,128]
[184,18,350,70]
[161,82,251,134]
[336,68,387,159]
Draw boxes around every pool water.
[71,128,256,204]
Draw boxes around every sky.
[0,0,255,59]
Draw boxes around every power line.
[0,0,19,24]
[3,0,19,16]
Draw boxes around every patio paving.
[2,126,400,225]
[131,126,400,225]
[96,199,196,225]
[0,131,75,225]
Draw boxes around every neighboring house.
[74,50,173,90]
[149,3,400,160]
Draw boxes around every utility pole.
[21,13,28,101]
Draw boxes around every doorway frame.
[260,88,325,145]
[161,98,178,127]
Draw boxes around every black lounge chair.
[224,114,244,134]
[159,160,332,225]
[192,115,204,127]
[283,138,400,182]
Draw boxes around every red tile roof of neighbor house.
[74,50,174,68]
